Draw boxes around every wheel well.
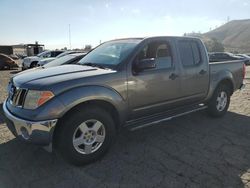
[30,61,38,67]
[217,79,234,95]
[53,100,120,147]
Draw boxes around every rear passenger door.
[177,39,209,102]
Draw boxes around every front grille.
[8,83,27,107]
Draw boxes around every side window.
[51,51,57,57]
[55,51,63,56]
[191,41,202,65]
[178,40,202,66]
[219,53,224,58]
[43,52,51,58]
[178,41,194,66]
[220,53,228,58]
[136,41,173,70]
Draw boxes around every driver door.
[127,39,181,118]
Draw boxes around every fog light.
[20,127,30,140]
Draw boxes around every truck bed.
[209,60,244,94]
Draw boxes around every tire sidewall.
[57,106,116,165]
[208,85,230,117]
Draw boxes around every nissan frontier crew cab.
[3,37,245,165]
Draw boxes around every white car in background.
[22,50,64,70]
[37,50,86,67]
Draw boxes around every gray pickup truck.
[3,37,245,165]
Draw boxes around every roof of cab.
[108,36,201,42]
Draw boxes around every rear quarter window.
[191,41,202,65]
[178,40,202,67]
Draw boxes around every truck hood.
[13,64,116,89]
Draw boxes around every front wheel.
[55,106,116,166]
[30,62,37,68]
[207,85,230,117]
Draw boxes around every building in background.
[0,42,45,56]
[13,42,45,56]
[0,46,13,55]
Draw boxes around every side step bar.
[126,105,207,131]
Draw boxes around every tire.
[207,85,230,117]
[55,106,116,166]
[30,62,37,68]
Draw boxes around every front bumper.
[2,100,57,146]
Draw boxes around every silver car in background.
[22,50,64,70]
[42,53,87,68]
[37,51,86,67]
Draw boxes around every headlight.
[23,90,54,109]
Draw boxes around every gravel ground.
[0,67,250,188]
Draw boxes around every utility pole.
[69,24,72,50]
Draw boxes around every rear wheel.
[207,85,230,117]
[55,106,116,166]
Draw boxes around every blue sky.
[0,0,249,49]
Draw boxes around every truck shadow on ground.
[0,111,250,188]
[10,70,21,74]
[0,68,19,72]
[0,104,5,124]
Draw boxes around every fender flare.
[206,70,235,101]
[57,85,128,124]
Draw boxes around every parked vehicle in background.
[3,37,245,165]
[237,54,250,66]
[37,57,57,67]
[209,52,244,62]
[56,50,86,58]
[0,53,18,70]
[9,54,19,60]
[22,50,64,70]
[37,51,85,67]
[38,53,86,68]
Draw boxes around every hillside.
[203,19,250,53]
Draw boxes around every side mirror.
[135,58,156,72]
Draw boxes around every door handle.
[199,70,207,75]
[169,73,178,80]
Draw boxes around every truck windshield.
[78,39,141,69]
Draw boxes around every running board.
[126,105,207,131]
